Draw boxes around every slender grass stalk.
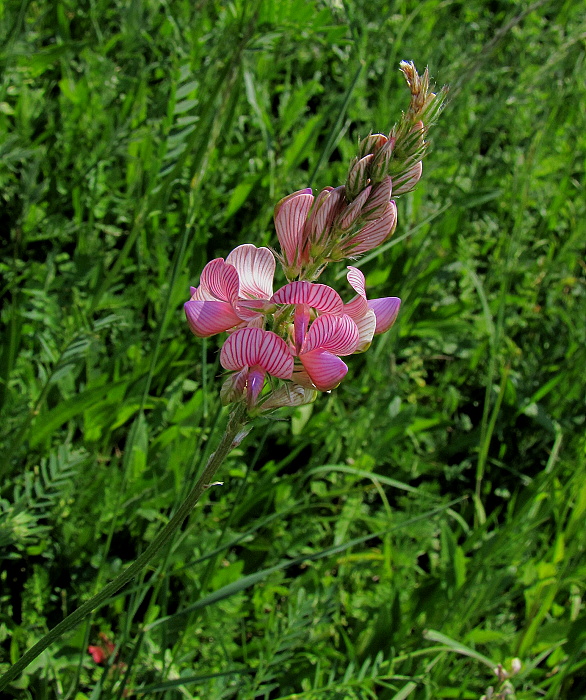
[0,402,249,691]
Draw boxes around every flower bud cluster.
[185,62,444,413]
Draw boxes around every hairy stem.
[0,403,249,690]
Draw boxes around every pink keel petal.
[300,349,349,391]
[185,300,242,337]
[226,244,275,299]
[346,266,367,298]
[274,192,314,267]
[294,304,310,355]
[302,314,359,356]
[246,367,266,406]
[272,281,343,315]
[368,297,401,334]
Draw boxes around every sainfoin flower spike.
[183,62,444,411]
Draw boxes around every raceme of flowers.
[185,240,401,411]
[184,62,446,412]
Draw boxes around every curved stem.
[0,403,249,690]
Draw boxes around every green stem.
[0,403,249,691]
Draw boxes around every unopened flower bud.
[346,154,373,201]
[356,133,388,159]
[338,185,371,230]
[392,160,423,195]
[361,176,392,221]
[511,658,522,675]
[307,186,346,249]
[370,137,396,182]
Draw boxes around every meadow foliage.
[1,0,585,697]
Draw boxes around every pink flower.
[272,280,344,353]
[344,267,401,350]
[88,633,116,665]
[220,327,294,407]
[295,314,360,391]
[185,245,275,337]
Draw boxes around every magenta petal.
[274,192,314,267]
[302,314,359,356]
[226,244,275,300]
[294,304,310,355]
[272,281,343,315]
[368,297,401,334]
[246,367,266,406]
[185,300,242,337]
[197,258,240,304]
[300,349,348,391]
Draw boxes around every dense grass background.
[1,0,585,697]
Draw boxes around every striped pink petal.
[272,281,343,315]
[257,330,294,378]
[220,328,293,379]
[299,349,349,391]
[185,300,242,337]
[344,201,397,255]
[193,258,239,304]
[226,244,275,299]
[368,297,401,334]
[301,314,359,356]
[274,191,314,267]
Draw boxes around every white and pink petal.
[194,258,240,304]
[226,244,275,300]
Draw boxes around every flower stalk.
[0,403,249,691]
